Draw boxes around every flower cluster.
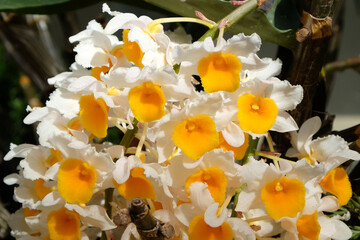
[4,4,360,240]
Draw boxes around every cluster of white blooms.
[4,4,360,240]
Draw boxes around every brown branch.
[113,198,175,240]
[289,10,333,126]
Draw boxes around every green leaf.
[0,0,299,50]
[0,0,171,15]
[144,0,298,50]
[0,0,100,14]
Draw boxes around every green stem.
[120,118,139,149]
[241,136,259,165]
[101,119,140,240]
[322,55,360,76]
[231,183,247,217]
[198,0,258,41]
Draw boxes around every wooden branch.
[114,198,175,240]
[289,10,333,125]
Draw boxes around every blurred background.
[0,0,359,239]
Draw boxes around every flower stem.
[148,17,214,31]
[241,136,259,165]
[198,0,258,41]
[120,118,139,149]
[255,151,295,165]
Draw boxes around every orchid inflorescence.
[4,4,360,240]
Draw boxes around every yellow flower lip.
[113,167,156,200]
[188,215,232,240]
[79,94,109,138]
[296,211,320,240]
[57,158,97,204]
[261,176,305,220]
[320,167,352,206]
[237,93,278,134]
[34,179,52,200]
[172,115,219,159]
[123,29,145,68]
[185,168,227,204]
[128,81,166,123]
[217,132,249,160]
[197,52,241,93]
[47,207,81,240]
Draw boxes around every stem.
[322,56,360,76]
[136,123,148,157]
[255,151,295,165]
[245,215,271,223]
[241,136,259,165]
[266,133,275,152]
[120,118,139,149]
[148,17,214,30]
[218,184,247,217]
[231,183,248,217]
[101,188,114,240]
[102,118,140,240]
[198,0,258,41]
[104,188,115,217]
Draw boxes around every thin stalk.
[198,0,258,41]
[148,17,214,30]
[120,119,139,149]
[255,151,295,165]
[231,183,248,217]
[102,118,140,240]
[241,136,259,165]
[136,123,148,157]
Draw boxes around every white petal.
[104,13,139,34]
[222,122,244,147]
[74,42,109,68]
[68,76,99,93]
[319,215,352,240]
[121,223,140,240]
[3,173,20,185]
[265,79,303,111]
[107,145,125,159]
[174,203,198,227]
[235,191,257,212]
[297,116,321,154]
[66,204,117,230]
[4,143,35,160]
[225,33,261,56]
[318,196,339,212]
[204,203,227,228]
[42,192,65,206]
[188,182,215,212]
[23,107,50,124]
[271,111,299,132]
[227,217,256,240]
[113,156,141,184]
